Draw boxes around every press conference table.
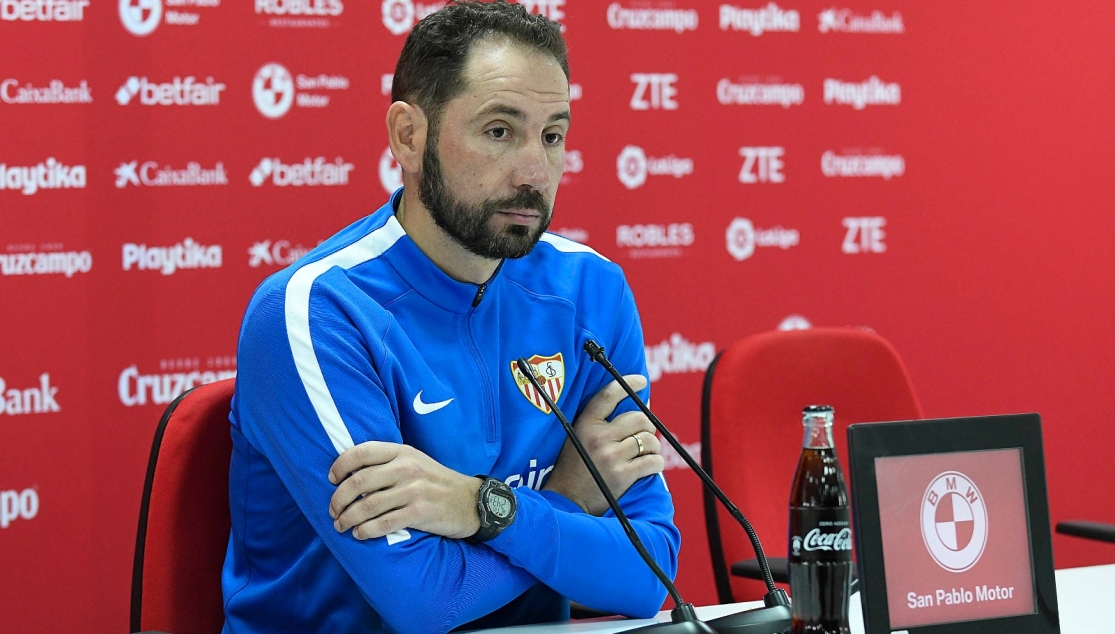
[474,564,1115,634]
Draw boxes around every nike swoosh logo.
[413,391,453,415]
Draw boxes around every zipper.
[472,283,486,307]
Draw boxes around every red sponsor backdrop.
[2,1,1114,631]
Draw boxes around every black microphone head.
[515,358,534,377]
[583,340,605,361]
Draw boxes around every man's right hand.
[541,375,665,516]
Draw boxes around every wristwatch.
[468,476,516,543]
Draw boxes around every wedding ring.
[632,433,645,457]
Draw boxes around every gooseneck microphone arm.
[584,341,792,634]
[516,359,713,634]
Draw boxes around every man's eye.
[488,127,509,139]
[544,132,564,145]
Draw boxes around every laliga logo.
[119,0,162,36]
[379,147,402,194]
[253,63,294,119]
[381,0,413,35]
[382,0,440,36]
[726,217,755,261]
[921,471,988,573]
[616,145,647,190]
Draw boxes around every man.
[224,3,679,633]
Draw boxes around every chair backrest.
[700,327,922,604]
[131,378,235,634]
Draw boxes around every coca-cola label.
[790,508,852,563]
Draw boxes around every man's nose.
[513,139,552,192]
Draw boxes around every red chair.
[701,327,923,604]
[131,379,235,634]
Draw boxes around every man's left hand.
[328,442,482,541]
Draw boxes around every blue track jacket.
[223,190,680,634]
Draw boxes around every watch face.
[489,491,513,519]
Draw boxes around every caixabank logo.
[252,63,349,119]
[115,160,228,188]
[118,0,220,37]
[381,0,444,36]
[1,0,87,21]
[0,374,60,416]
[248,239,314,268]
[921,471,988,573]
[818,8,903,34]
[2,78,91,104]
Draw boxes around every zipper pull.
[472,283,486,307]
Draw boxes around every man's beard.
[418,135,552,260]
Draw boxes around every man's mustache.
[482,189,550,216]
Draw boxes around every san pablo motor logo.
[921,471,988,573]
[510,353,564,414]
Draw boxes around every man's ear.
[386,101,427,174]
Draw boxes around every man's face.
[418,39,570,260]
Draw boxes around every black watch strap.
[468,476,516,543]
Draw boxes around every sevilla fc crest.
[511,353,565,414]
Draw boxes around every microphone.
[516,359,714,634]
[583,341,792,634]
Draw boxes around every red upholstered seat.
[700,327,922,603]
[131,379,235,634]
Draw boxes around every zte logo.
[0,488,39,529]
[738,146,784,183]
[842,217,886,254]
[630,73,678,110]
[520,0,565,22]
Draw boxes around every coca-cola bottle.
[789,405,853,634]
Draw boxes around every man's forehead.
[458,39,569,105]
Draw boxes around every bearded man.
[224,3,678,633]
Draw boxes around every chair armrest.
[731,557,859,593]
[1056,520,1115,544]
[730,557,789,584]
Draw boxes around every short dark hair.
[392,0,569,133]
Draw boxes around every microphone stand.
[583,341,793,634]
[516,359,714,634]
